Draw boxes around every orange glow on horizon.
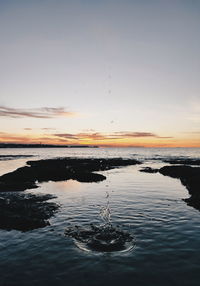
[0,132,199,148]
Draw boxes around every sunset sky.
[0,0,200,147]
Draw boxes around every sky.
[0,0,200,147]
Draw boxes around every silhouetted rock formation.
[159,165,200,210]
[140,164,200,210]
[159,165,200,193]
[0,143,98,148]
[0,193,59,231]
[162,159,200,165]
[0,157,141,192]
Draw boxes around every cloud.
[114,132,156,137]
[0,130,173,146]
[53,131,173,141]
[81,129,96,132]
[0,134,33,143]
[76,133,120,140]
[54,132,121,141]
[0,106,76,119]
[41,128,57,130]
[113,132,172,139]
[0,132,70,144]
[53,133,80,140]
[24,128,57,131]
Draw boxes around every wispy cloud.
[1,131,198,147]
[0,132,68,144]
[41,128,57,130]
[53,131,173,141]
[24,128,57,131]
[113,131,172,139]
[0,106,76,119]
[53,132,120,141]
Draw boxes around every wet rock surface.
[65,224,134,252]
[159,165,200,193]
[0,157,141,192]
[0,193,59,231]
[139,165,200,210]
[159,165,200,210]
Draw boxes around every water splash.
[65,191,135,253]
[99,191,111,226]
[65,223,134,252]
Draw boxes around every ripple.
[65,223,136,253]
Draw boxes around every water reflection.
[0,148,200,285]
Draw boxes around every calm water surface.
[0,148,200,286]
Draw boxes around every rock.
[26,157,141,171]
[159,165,197,178]
[71,172,106,183]
[163,159,200,165]
[159,165,200,210]
[0,193,59,231]
[0,157,141,192]
[65,223,134,252]
[140,167,159,173]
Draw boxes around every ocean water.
[0,147,200,286]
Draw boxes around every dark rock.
[184,196,200,210]
[159,165,200,210]
[159,165,197,179]
[0,182,38,192]
[0,193,59,231]
[0,166,39,191]
[27,157,141,171]
[71,172,106,183]
[163,159,200,165]
[65,223,134,252]
[0,157,141,192]
[140,167,159,173]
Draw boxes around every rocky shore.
[0,193,59,231]
[0,157,141,192]
[0,157,141,231]
[140,165,200,210]
[0,156,199,232]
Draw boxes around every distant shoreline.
[0,144,199,149]
[0,143,99,148]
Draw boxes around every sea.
[0,147,200,286]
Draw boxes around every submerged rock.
[0,157,141,192]
[140,167,159,173]
[0,193,59,231]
